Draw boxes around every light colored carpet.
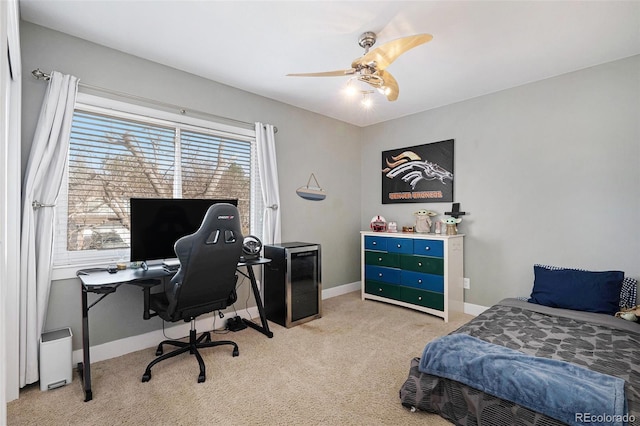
[8,291,472,425]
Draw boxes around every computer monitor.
[129,197,238,263]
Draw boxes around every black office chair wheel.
[198,374,206,383]
[142,372,151,382]
[233,347,239,357]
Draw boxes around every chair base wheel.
[142,330,239,383]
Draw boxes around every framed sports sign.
[381,139,454,204]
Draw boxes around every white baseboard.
[322,281,360,299]
[72,281,362,364]
[464,302,489,316]
[72,307,261,365]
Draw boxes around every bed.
[400,265,639,426]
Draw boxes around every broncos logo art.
[382,151,453,189]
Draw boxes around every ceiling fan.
[287,31,433,102]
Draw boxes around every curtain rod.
[31,69,277,133]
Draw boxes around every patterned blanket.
[400,298,640,426]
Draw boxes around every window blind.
[53,107,258,267]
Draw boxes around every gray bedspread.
[420,334,627,426]
[400,298,640,425]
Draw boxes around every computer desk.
[76,258,272,402]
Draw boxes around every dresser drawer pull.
[418,262,423,267]
[372,241,377,245]
[424,246,430,251]
[379,288,383,292]
[418,279,422,284]
[397,244,402,248]
[378,257,383,262]
[378,273,383,277]
[418,296,422,301]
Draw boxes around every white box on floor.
[39,327,73,391]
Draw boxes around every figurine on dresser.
[442,216,462,235]
[414,209,437,233]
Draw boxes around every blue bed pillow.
[529,265,624,315]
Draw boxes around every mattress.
[400,298,640,425]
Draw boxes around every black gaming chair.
[141,203,243,383]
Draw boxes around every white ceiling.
[19,1,640,127]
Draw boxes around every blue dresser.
[360,231,464,322]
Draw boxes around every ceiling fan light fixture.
[361,92,373,109]
[344,77,359,97]
[378,86,391,96]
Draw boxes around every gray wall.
[21,22,362,348]
[361,55,640,307]
[21,21,640,349]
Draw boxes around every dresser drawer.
[386,238,413,254]
[365,280,401,300]
[400,270,444,293]
[400,254,444,275]
[400,287,444,311]
[364,235,387,251]
[364,265,400,284]
[413,239,443,257]
[364,251,400,268]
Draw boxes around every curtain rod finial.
[31,69,51,81]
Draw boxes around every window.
[53,94,262,268]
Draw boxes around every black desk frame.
[77,258,272,402]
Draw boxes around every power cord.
[211,310,231,334]
[161,320,175,340]
[241,276,255,320]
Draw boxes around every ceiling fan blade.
[286,69,355,77]
[378,70,399,102]
[355,34,432,70]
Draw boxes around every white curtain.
[19,71,78,386]
[255,122,281,245]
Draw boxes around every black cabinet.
[264,242,321,328]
